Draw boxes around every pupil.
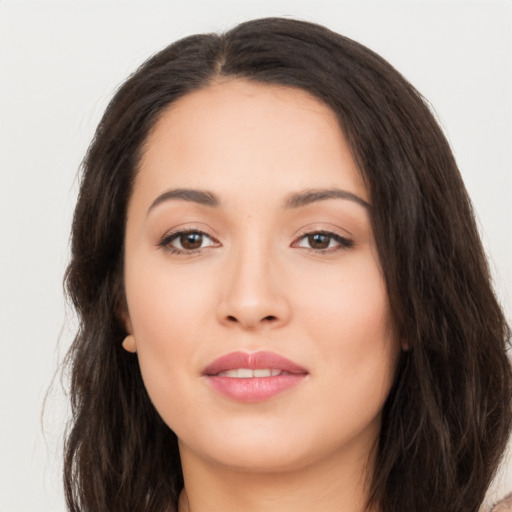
[309,233,330,249]
[181,232,202,249]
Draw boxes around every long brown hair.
[64,17,512,512]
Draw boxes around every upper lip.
[203,351,308,376]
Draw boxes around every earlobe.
[122,334,137,353]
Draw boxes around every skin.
[123,79,400,512]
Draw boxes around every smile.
[203,351,308,402]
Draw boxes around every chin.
[194,441,313,474]
[176,417,361,476]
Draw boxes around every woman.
[63,17,512,512]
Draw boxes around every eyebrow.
[147,187,370,214]
[148,188,219,213]
[284,188,370,210]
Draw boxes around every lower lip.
[206,374,307,402]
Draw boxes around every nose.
[216,241,292,331]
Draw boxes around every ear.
[120,308,137,353]
[121,310,133,335]
[122,334,137,353]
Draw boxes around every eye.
[159,229,219,254]
[293,231,353,252]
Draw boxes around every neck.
[177,442,379,512]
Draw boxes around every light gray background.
[1,1,511,511]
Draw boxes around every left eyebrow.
[284,188,371,210]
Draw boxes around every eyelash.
[292,230,354,252]
[158,229,220,255]
[157,229,354,255]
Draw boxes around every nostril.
[225,314,277,323]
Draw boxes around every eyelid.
[293,222,354,238]
[291,225,354,252]
[156,223,354,255]
[157,225,221,254]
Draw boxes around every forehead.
[135,79,367,206]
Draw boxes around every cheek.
[124,256,217,417]
[295,252,398,411]
[125,246,219,340]
[296,250,394,352]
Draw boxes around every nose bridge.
[217,228,290,329]
[230,233,272,297]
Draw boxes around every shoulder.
[491,494,512,512]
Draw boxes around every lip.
[203,351,308,403]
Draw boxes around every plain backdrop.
[0,1,511,511]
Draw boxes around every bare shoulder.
[491,494,512,511]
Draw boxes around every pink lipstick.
[203,351,308,402]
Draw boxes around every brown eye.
[294,231,354,252]
[179,232,204,250]
[307,233,331,249]
[159,230,218,254]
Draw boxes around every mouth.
[203,351,308,402]
[216,368,289,378]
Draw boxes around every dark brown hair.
[64,17,512,512]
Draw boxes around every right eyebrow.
[147,188,220,215]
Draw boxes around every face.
[124,79,399,474]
